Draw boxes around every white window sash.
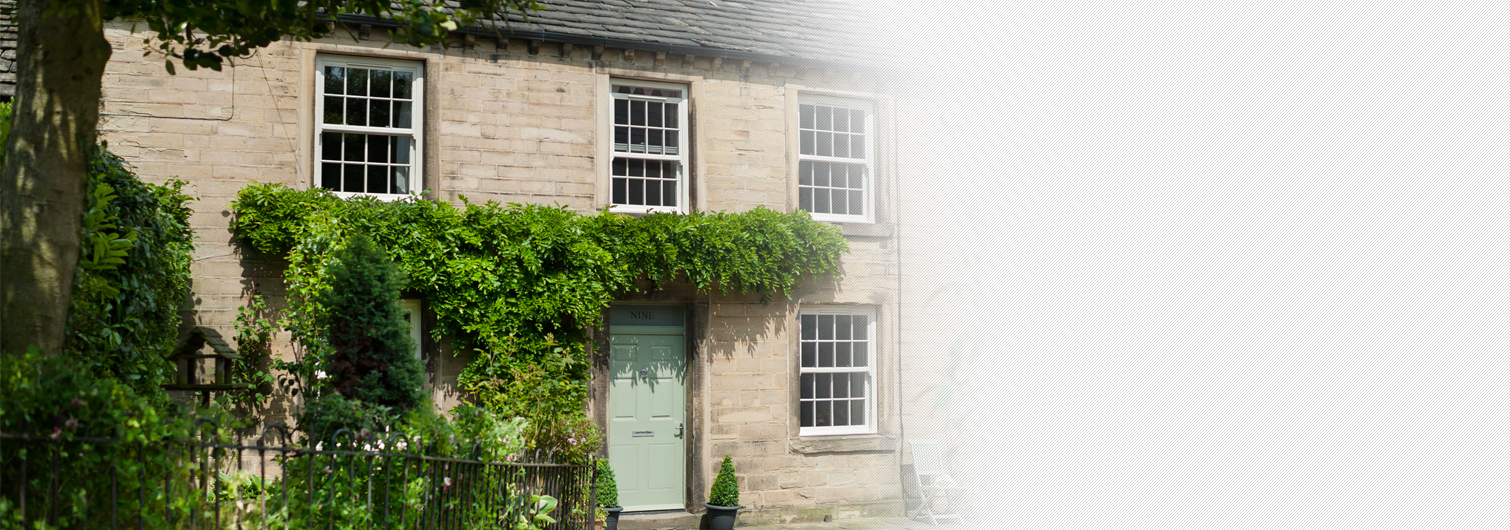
[314,56,424,199]
[798,95,876,223]
[798,308,878,436]
[609,79,690,213]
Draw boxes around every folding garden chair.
[905,439,968,525]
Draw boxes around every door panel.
[608,330,686,511]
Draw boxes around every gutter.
[332,14,906,77]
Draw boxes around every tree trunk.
[0,0,111,357]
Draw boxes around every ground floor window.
[798,307,876,435]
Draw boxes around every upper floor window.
[798,96,873,223]
[316,56,423,199]
[798,307,877,436]
[611,80,688,213]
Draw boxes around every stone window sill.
[789,433,898,454]
[836,222,894,238]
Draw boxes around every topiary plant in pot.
[704,455,742,530]
[596,459,623,530]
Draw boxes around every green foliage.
[92,1,543,74]
[709,455,740,507]
[318,233,426,409]
[595,459,621,508]
[0,351,232,529]
[229,184,848,430]
[297,394,400,441]
[64,144,196,398]
[224,286,279,409]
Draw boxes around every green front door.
[608,306,687,511]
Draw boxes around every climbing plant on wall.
[230,183,847,425]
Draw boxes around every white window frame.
[399,299,423,361]
[608,79,689,214]
[797,306,878,436]
[797,95,875,223]
[315,55,424,201]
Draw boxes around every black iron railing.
[0,422,595,530]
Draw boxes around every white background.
[874,1,1507,528]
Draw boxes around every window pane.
[833,108,849,132]
[801,342,816,368]
[394,72,412,99]
[814,188,830,213]
[323,96,344,124]
[800,104,814,129]
[367,165,387,194]
[665,102,678,129]
[324,66,344,95]
[648,102,663,127]
[849,190,864,216]
[646,160,661,179]
[816,131,832,157]
[347,68,368,96]
[663,180,677,207]
[801,402,814,427]
[832,190,848,215]
[851,399,865,426]
[612,177,626,204]
[853,315,868,340]
[836,315,852,340]
[346,98,366,126]
[816,374,831,399]
[395,101,412,128]
[836,342,850,367]
[800,130,814,155]
[614,99,629,126]
[834,399,849,426]
[612,157,627,176]
[628,159,644,177]
[393,136,411,164]
[799,188,812,212]
[343,164,364,192]
[833,374,849,398]
[816,401,831,427]
[816,105,831,130]
[630,128,644,152]
[814,161,830,187]
[818,342,833,367]
[370,99,390,127]
[367,135,388,163]
[801,373,814,399]
[851,135,865,159]
[393,167,410,195]
[801,315,817,340]
[799,160,813,186]
[665,131,678,155]
[321,163,341,189]
[850,375,865,398]
[851,109,865,134]
[615,126,628,151]
[852,342,867,367]
[631,100,645,126]
[343,134,365,162]
[628,178,644,205]
[818,315,834,340]
[321,132,341,161]
[372,70,392,98]
[648,129,663,153]
[645,181,661,206]
[834,133,849,158]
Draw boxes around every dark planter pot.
[603,506,623,530]
[704,503,742,530]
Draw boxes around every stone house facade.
[3,0,952,525]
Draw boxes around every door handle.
[675,422,684,439]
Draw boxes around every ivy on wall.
[230,184,848,419]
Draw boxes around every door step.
[618,510,700,530]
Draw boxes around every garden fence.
[0,421,596,530]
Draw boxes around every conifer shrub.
[595,459,620,508]
[317,233,425,410]
[708,455,740,507]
